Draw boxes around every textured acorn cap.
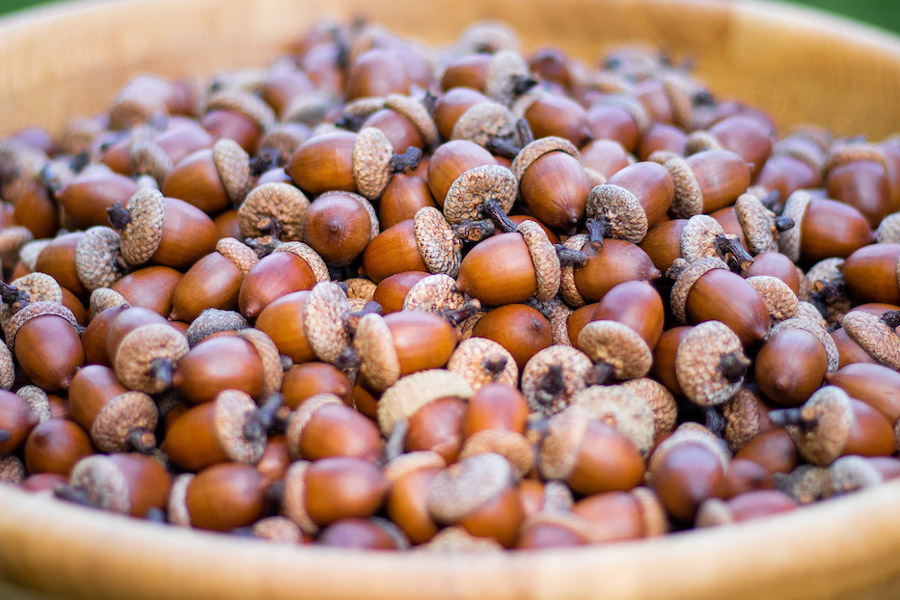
[685,130,723,155]
[680,215,725,264]
[347,297,369,313]
[768,317,839,372]
[130,138,173,184]
[518,220,560,302]
[341,96,386,121]
[829,456,887,494]
[89,288,129,317]
[384,94,439,148]
[670,256,729,323]
[427,452,516,524]
[19,239,51,273]
[443,164,518,226]
[825,143,888,172]
[258,125,307,160]
[377,369,474,437]
[113,323,189,394]
[595,93,651,134]
[785,386,853,466]
[88,391,158,453]
[239,183,310,242]
[285,393,343,460]
[0,271,63,330]
[0,226,34,263]
[301,281,351,365]
[447,337,518,391]
[734,193,779,255]
[383,450,447,483]
[351,127,394,200]
[75,226,126,292]
[282,461,317,534]
[215,238,259,277]
[772,137,827,174]
[803,257,845,301]
[484,50,530,106]
[206,89,276,132]
[458,429,533,478]
[794,301,828,329]
[212,138,252,204]
[6,301,78,351]
[247,516,301,544]
[414,526,504,553]
[454,20,519,55]
[0,454,24,484]
[119,188,165,266]
[779,190,812,262]
[210,390,267,464]
[649,423,730,475]
[236,328,284,397]
[450,101,517,148]
[272,241,330,283]
[585,184,648,244]
[746,275,798,323]
[842,311,900,370]
[675,320,747,407]
[402,273,469,315]
[457,310,485,341]
[344,278,377,302]
[571,384,655,457]
[510,137,580,182]
[185,309,249,347]
[413,207,462,277]
[775,464,832,504]
[662,73,696,130]
[538,405,590,481]
[355,312,401,392]
[620,378,678,439]
[664,156,703,219]
[520,345,593,417]
[577,320,652,381]
[70,455,139,514]
[108,96,165,132]
[875,213,900,244]
[721,387,769,452]
[15,385,49,422]
[167,473,193,527]
[558,234,588,308]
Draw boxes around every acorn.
[779,190,874,263]
[281,362,352,411]
[382,451,446,545]
[106,306,188,394]
[576,320,654,386]
[651,325,693,397]
[238,182,309,243]
[285,393,381,462]
[571,487,669,543]
[579,138,631,181]
[686,114,774,176]
[445,336,518,394]
[301,191,379,266]
[107,74,195,129]
[585,161,674,244]
[372,271,431,315]
[569,385,656,458]
[34,231,87,298]
[73,226,129,294]
[721,387,775,453]
[664,150,751,218]
[183,308,249,347]
[755,318,838,407]
[360,93,439,154]
[837,310,900,370]
[801,257,850,325]
[520,345,593,417]
[639,218,688,273]
[183,463,270,531]
[0,390,40,454]
[110,266,183,317]
[6,302,83,391]
[61,453,171,518]
[825,143,896,228]
[520,91,593,147]
[56,165,139,229]
[0,272,63,332]
[721,458,774,499]
[379,173,438,229]
[516,511,593,551]
[826,363,900,440]
[841,243,900,305]
[695,490,796,528]
[562,235,659,306]
[736,428,802,477]
[162,139,252,214]
[744,251,802,295]
[829,455,900,495]
[346,47,411,100]
[237,241,328,319]
[201,89,276,152]
[585,94,648,153]
[255,291,316,363]
[13,179,59,239]
[317,517,409,551]
[674,320,751,408]
[470,303,552,373]
[755,131,826,201]
[427,140,496,207]
[574,280,664,350]
[638,122,686,161]
[449,101,518,150]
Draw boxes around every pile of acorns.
[1,18,899,551]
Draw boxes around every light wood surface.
[2,0,900,598]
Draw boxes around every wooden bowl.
[1,1,900,599]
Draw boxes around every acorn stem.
[334,345,362,371]
[482,355,508,379]
[584,361,615,386]
[482,199,517,233]
[516,118,535,146]
[0,282,24,305]
[538,363,565,397]
[769,408,818,433]
[249,147,283,176]
[245,236,282,258]
[421,90,438,115]
[256,216,284,240]
[149,357,174,388]
[555,244,588,267]
[54,484,97,509]
[718,351,750,382]
[334,113,367,132]
[344,301,383,336]
[881,310,900,331]
[381,418,409,466]
[774,216,795,233]
[107,201,132,230]
[126,428,157,455]
[485,137,521,159]
[440,300,481,328]
[0,429,10,443]
[389,146,423,174]
[453,219,496,244]
[243,393,285,441]
[760,189,782,212]
[714,234,754,272]
[704,406,726,438]
[585,217,609,250]
[511,75,538,97]
[279,354,293,372]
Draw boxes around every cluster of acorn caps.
[1,18,900,552]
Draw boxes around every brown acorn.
[755,318,838,407]
[664,150,751,218]
[780,191,874,263]
[285,393,381,462]
[471,303,552,372]
[183,463,270,531]
[34,231,88,298]
[56,165,139,229]
[379,174,438,229]
[162,139,251,215]
[585,161,674,244]
[237,243,325,319]
[841,243,900,305]
[111,265,183,317]
[201,89,276,152]
[564,236,659,305]
[384,451,445,545]
[172,333,273,405]
[744,251,802,295]
[638,122,686,162]
[826,363,900,436]
[61,453,171,518]
[0,390,40,454]
[639,218,688,273]
[572,487,669,543]
[826,143,897,228]
[755,131,825,201]
[6,302,83,391]
[106,306,188,394]
[520,345,593,417]
[301,191,379,266]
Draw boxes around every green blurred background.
[0,0,899,33]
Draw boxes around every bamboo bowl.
[1,0,900,598]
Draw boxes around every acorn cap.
[746,276,798,323]
[402,273,470,315]
[285,393,343,460]
[450,101,517,148]
[786,386,853,466]
[520,345,593,417]
[722,387,768,452]
[19,239,51,272]
[272,241,330,283]
[0,454,24,484]
[206,89,276,132]
[768,317,839,372]
[680,215,725,264]
[619,378,678,439]
[0,272,63,330]
[355,312,401,392]
[875,213,900,244]
[558,234,588,307]
[0,226,34,265]
[113,323,189,394]
[670,256,729,323]
[211,390,267,464]
[664,156,703,219]
[518,220,560,302]
[772,137,826,173]
[236,328,284,397]
[252,516,303,544]
[735,193,779,255]
[70,454,143,514]
[484,50,530,106]
[829,456,886,494]
[352,127,394,200]
[539,405,590,481]
[541,479,575,513]
[130,139,174,184]
[661,73,695,130]
[803,257,845,301]
[212,138,252,204]
[344,278,377,302]
[779,190,812,262]
[6,301,78,350]
[238,183,310,242]
[775,464,832,504]
[685,130,723,155]
[825,143,888,173]
[75,226,126,292]
[108,96,164,131]
[595,94,651,135]
[385,94,439,148]
[841,311,900,370]
[454,20,519,55]
[794,301,828,329]
[377,369,474,437]
[341,96,386,121]
[509,89,543,121]
[675,320,747,407]
[15,385,49,422]
[458,430,533,478]
[414,526,503,553]
[301,281,351,365]
[258,125,306,160]
[91,391,159,453]
[443,164,518,226]
[119,188,165,266]
[632,486,669,537]
[89,288,129,317]
[649,423,730,475]
[570,384,655,457]
[695,498,733,528]
[282,460,318,534]
[447,337,518,391]
[510,136,580,182]
[185,309,249,347]
[427,452,516,524]
[383,450,447,483]
[413,207,462,277]
[215,238,259,277]
[585,184,648,244]
[168,473,193,526]
[577,320,652,380]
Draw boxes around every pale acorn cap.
[0,226,34,264]
[679,214,724,264]
[413,207,462,278]
[775,465,832,505]
[824,143,889,173]
[518,220,561,302]
[538,405,591,481]
[633,486,670,537]
[301,281,352,365]
[341,96,386,121]
[443,164,517,225]
[427,452,516,524]
[119,188,166,266]
[90,391,158,453]
[166,473,193,527]
[684,130,723,155]
[212,138,252,204]
[735,193,780,254]
[746,275,798,323]
[383,451,446,483]
[108,92,166,131]
[510,137,580,182]
[89,288,129,318]
[664,155,703,219]
[18,239,51,272]
[6,301,78,351]
[841,311,900,370]
[772,136,827,173]
[558,234,589,307]
[675,321,748,407]
[875,212,900,244]
[414,526,503,553]
[113,323,189,394]
[351,127,395,200]
[483,50,531,106]
[344,278,377,302]
[0,271,63,331]
[238,183,310,242]
[785,386,853,466]
[210,390,267,464]
[576,320,652,381]
[403,273,470,315]
[447,337,518,391]
[593,94,650,134]
[541,480,575,513]
[767,317,839,372]
[377,369,474,437]
[619,378,678,439]
[185,309,248,347]
[801,258,850,322]
[794,301,829,329]
[0,454,24,484]
[779,190,812,262]
[722,387,770,452]
[285,393,343,460]
[570,384,655,457]
[69,455,134,515]
[272,241,330,283]
[215,238,259,277]
[75,226,126,292]
[450,101,517,148]
[585,184,648,244]
[282,461,317,535]
[252,516,303,544]
[355,312,401,392]
[384,94,439,148]
[649,423,730,476]
[16,385,50,421]
[829,456,891,495]
[257,124,307,160]
[803,257,845,300]
[236,328,284,397]
[669,256,728,323]
[454,20,519,55]
[130,138,174,184]
[520,345,593,417]
[459,429,534,478]
[661,73,696,130]
[206,89,276,132]
[695,498,733,528]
